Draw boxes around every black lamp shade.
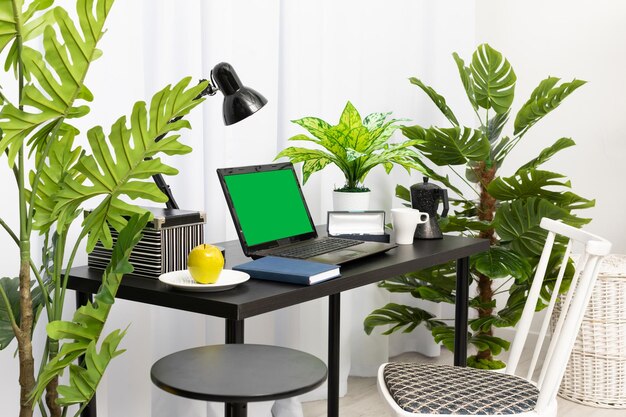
[212,62,268,125]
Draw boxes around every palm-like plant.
[0,1,205,415]
[364,44,593,368]
[276,101,433,191]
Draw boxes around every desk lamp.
[153,62,268,209]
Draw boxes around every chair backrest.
[504,218,611,412]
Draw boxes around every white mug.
[391,208,430,245]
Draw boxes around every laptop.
[217,162,396,264]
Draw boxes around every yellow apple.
[187,244,224,284]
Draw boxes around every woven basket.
[557,254,626,408]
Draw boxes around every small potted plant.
[276,101,426,210]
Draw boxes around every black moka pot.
[410,177,449,239]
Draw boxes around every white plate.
[158,269,250,292]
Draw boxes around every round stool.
[151,344,327,415]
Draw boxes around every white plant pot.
[332,190,371,211]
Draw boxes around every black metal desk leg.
[225,319,246,417]
[454,257,469,367]
[328,293,340,417]
[76,292,97,417]
[225,318,245,344]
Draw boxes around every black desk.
[68,235,488,417]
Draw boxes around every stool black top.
[151,344,328,403]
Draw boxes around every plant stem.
[497,132,524,161]
[448,165,481,200]
[473,107,484,127]
[52,231,66,321]
[492,277,513,295]
[36,342,50,417]
[59,229,87,310]
[0,216,52,318]
[475,160,498,362]
[12,3,36,414]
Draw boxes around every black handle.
[440,189,449,218]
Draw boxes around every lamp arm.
[151,78,218,209]
[153,173,179,210]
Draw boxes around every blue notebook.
[233,256,340,285]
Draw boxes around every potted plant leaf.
[276,101,432,210]
[0,1,205,415]
[364,44,593,369]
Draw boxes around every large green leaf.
[485,110,509,143]
[516,137,575,173]
[514,77,586,135]
[470,315,516,333]
[339,100,362,131]
[411,125,490,166]
[0,0,56,73]
[0,0,112,166]
[275,146,335,184]
[470,44,516,114]
[471,247,532,281]
[395,184,411,203]
[488,169,569,201]
[358,140,424,178]
[56,328,126,407]
[363,303,443,335]
[439,216,490,233]
[495,198,557,256]
[0,277,20,349]
[363,112,408,150]
[432,324,510,356]
[488,169,594,210]
[52,77,206,251]
[31,212,147,405]
[494,197,587,257]
[0,277,51,350]
[431,325,457,352]
[29,128,82,233]
[378,263,458,297]
[452,52,477,111]
[365,119,405,153]
[469,334,510,355]
[290,117,332,142]
[409,77,458,126]
[491,135,513,166]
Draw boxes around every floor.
[301,349,625,417]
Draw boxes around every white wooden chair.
[377,218,611,417]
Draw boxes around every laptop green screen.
[223,169,314,246]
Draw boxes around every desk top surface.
[67,234,488,320]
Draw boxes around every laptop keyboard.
[271,237,363,259]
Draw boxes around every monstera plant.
[0,1,205,416]
[364,44,593,368]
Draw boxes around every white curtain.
[2,0,625,416]
[83,2,478,416]
[2,0,626,416]
[0,1,478,416]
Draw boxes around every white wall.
[476,0,626,253]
